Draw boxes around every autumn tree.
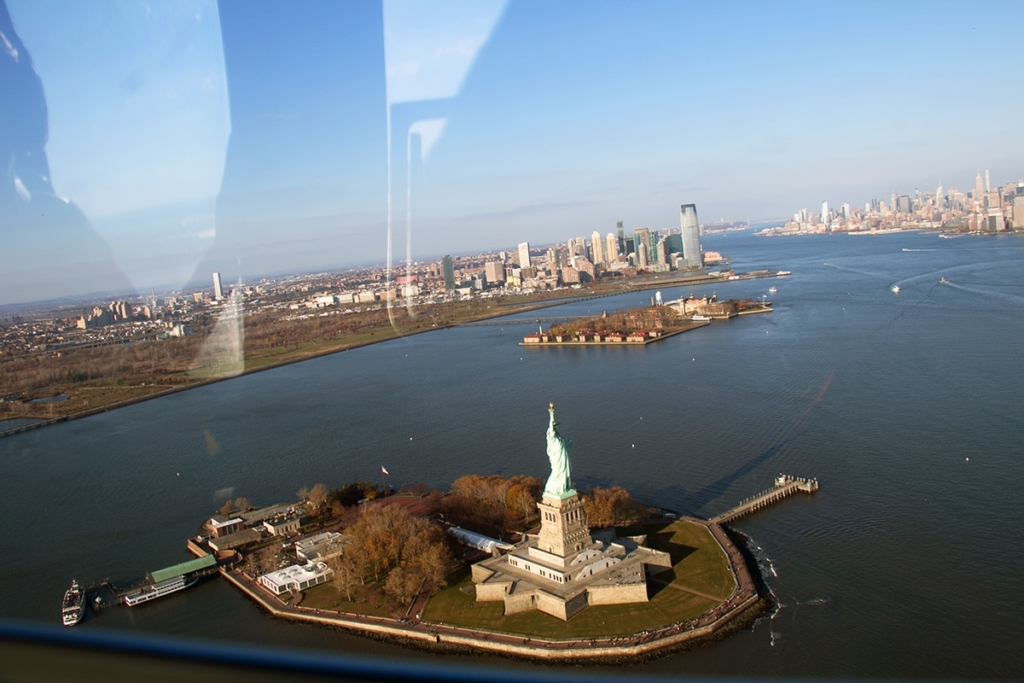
[582,486,645,528]
[328,550,363,602]
[446,474,510,528]
[342,502,452,603]
[308,483,330,508]
[505,476,541,525]
[444,474,540,531]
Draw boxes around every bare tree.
[328,552,361,602]
[257,544,283,575]
[308,483,329,508]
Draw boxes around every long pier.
[711,474,819,524]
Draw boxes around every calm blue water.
[2,231,1023,679]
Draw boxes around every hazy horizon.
[3,0,1021,305]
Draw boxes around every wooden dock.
[711,474,819,524]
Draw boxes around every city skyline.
[3,1,1023,305]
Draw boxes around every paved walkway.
[649,576,726,603]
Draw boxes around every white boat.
[890,285,900,293]
[123,574,197,606]
[768,286,777,294]
[691,314,712,322]
[62,580,86,626]
[776,270,792,276]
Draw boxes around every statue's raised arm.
[544,403,573,498]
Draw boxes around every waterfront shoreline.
[2,270,784,438]
[213,517,769,663]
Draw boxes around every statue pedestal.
[536,493,592,558]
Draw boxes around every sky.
[2,0,1022,304]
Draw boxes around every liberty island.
[154,403,777,661]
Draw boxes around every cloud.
[461,200,596,222]
[385,59,421,78]
[434,35,486,59]
[383,0,508,104]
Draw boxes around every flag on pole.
[381,465,389,476]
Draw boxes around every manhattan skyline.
[3,0,1022,304]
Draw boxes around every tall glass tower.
[680,204,702,269]
[442,255,455,291]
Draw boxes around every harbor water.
[1,230,1022,679]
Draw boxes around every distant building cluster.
[423,203,706,300]
[764,170,1024,236]
[76,300,151,329]
[3,200,716,352]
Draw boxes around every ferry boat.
[123,574,197,606]
[62,580,86,626]
[691,314,712,322]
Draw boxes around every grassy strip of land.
[2,269,776,428]
[420,520,733,639]
[299,582,403,619]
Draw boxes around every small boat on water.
[940,277,948,284]
[768,286,777,294]
[62,580,86,626]
[890,285,900,293]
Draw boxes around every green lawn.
[300,582,404,619]
[646,520,737,599]
[421,520,733,639]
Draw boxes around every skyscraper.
[518,242,531,268]
[212,272,223,301]
[590,230,604,264]
[616,221,625,255]
[605,233,618,262]
[633,228,656,266]
[680,204,702,269]
[484,261,505,284]
[442,255,455,291]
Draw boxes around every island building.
[471,405,671,621]
[259,561,333,596]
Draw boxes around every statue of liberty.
[544,403,574,497]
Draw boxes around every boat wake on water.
[797,597,832,606]
[939,279,1024,306]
